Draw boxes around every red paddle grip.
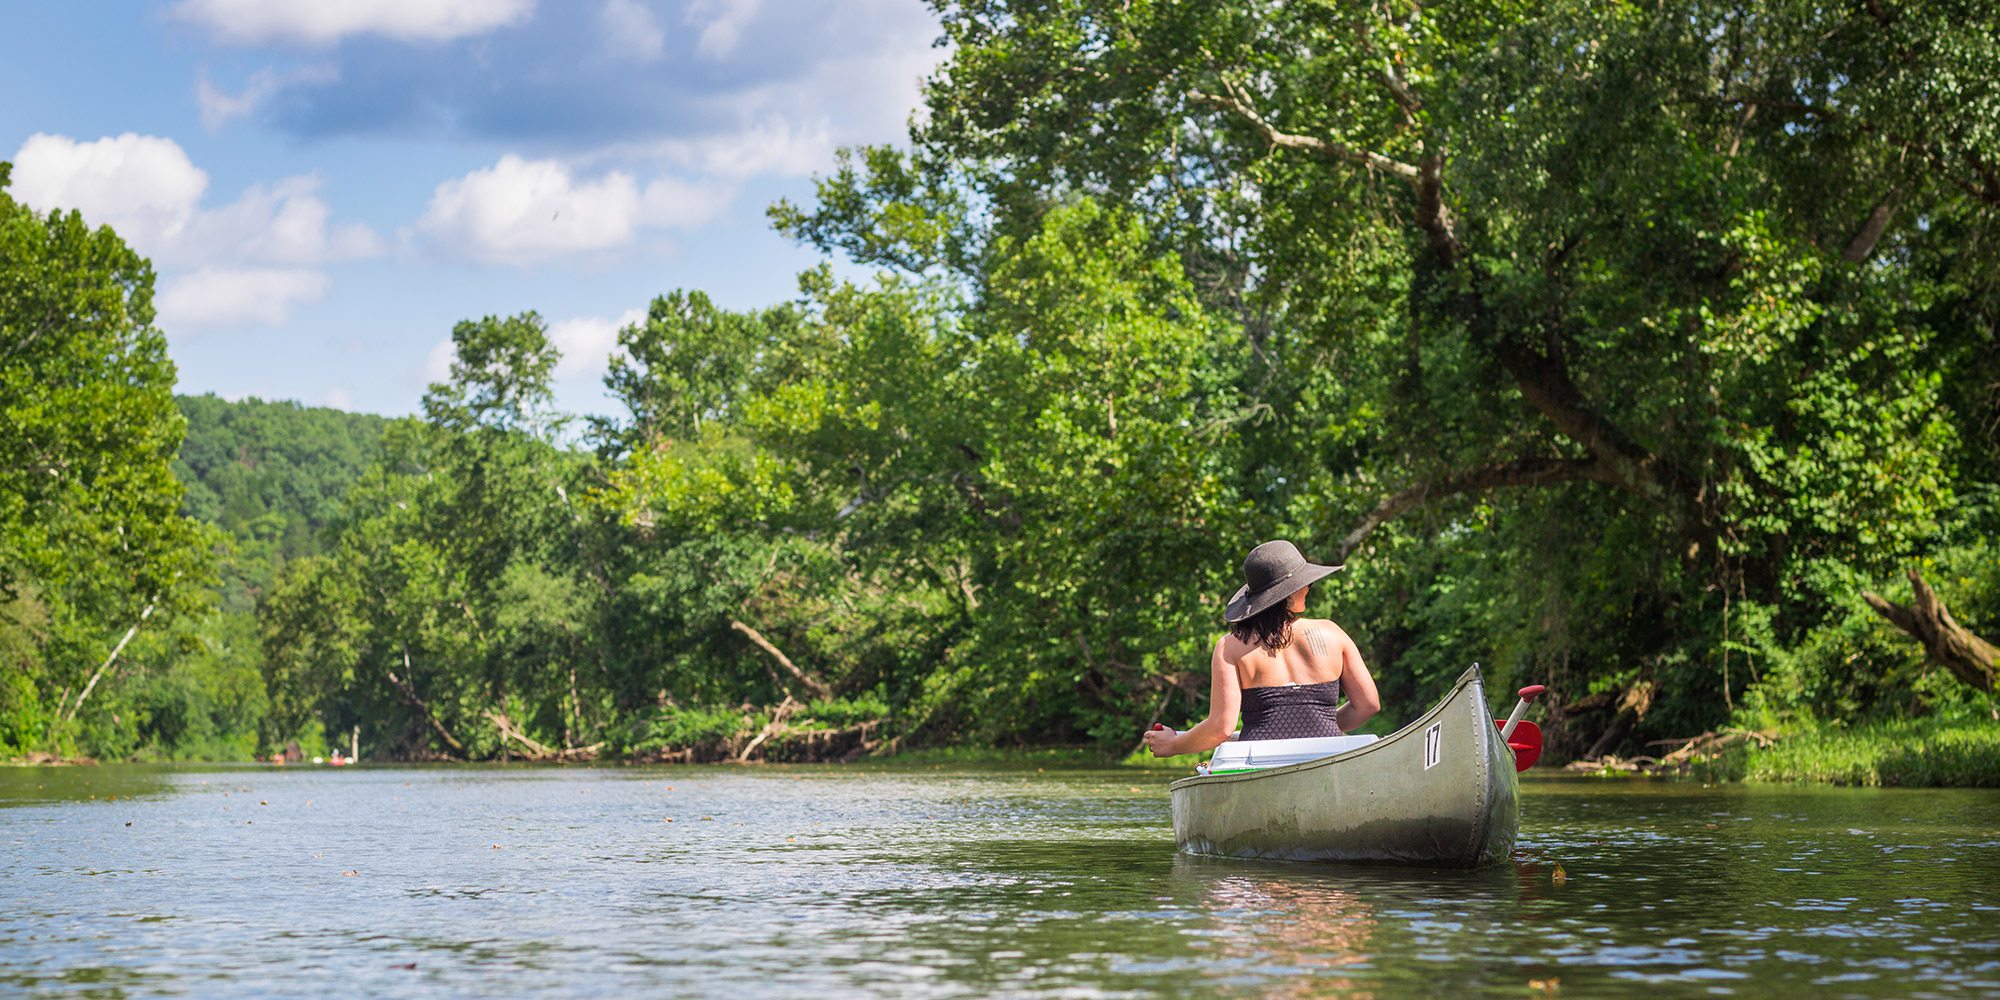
[1518,684,1546,701]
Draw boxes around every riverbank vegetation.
[1711,718,2000,787]
[4,3,1997,782]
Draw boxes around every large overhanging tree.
[778,0,1998,732]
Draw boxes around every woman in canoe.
[1143,540,1380,757]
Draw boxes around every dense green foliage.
[775,0,2000,754]
[8,2,1997,776]
[0,164,210,757]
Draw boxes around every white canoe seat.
[1209,734,1380,771]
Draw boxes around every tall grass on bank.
[1702,718,2000,787]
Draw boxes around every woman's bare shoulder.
[1297,619,1354,649]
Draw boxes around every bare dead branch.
[729,618,833,702]
[65,602,154,723]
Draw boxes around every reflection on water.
[0,765,1996,998]
[1190,865,1378,998]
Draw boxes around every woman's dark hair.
[1230,603,1298,651]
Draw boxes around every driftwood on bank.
[1564,728,1775,775]
[638,710,885,765]
[736,696,800,762]
[1863,569,1997,694]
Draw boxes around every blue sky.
[2,0,944,417]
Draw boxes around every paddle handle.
[1499,685,1546,741]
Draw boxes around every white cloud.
[197,64,339,131]
[173,0,535,46]
[10,133,380,336]
[649,115,833,179]
[11,133,381,268]
[323,386,355,410]
[11,133,208,250]
[416,154,724,265]
[424,337,459,383]
[688,0,760,59]
[550,307,646,381]
[599,0,664,62]
[156,267,330,332]
[180,176,385,264]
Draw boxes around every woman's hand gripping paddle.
[1495,685,1546,771]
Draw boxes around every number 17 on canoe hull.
[1170,665,1526,868]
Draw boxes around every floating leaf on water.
[702,816,714,821]
[1551,863,1568,884]
[1529,977,1560,992]
[259,801,268,806]
[491,844,502,849]
[664,818,674,823]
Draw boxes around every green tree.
[0,162,208,755]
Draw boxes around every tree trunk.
[1863,569,1997,693]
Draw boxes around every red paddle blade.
[1495,718,1543,771]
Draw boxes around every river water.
[2,763,1996,998]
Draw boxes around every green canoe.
[1170,664,1518,868]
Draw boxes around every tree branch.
[64,602,154,723]
[1863,569,1997,693]
[729,618,832,702]
[1488,335,1677,503]
[1842,198,1896,262]
[387,647,465,752]
[1414,151,1460,264]
[1188,80,1420,183]
[1337,457,1611,559]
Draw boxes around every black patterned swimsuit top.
[1239,678,1344,740]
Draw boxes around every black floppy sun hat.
[1224,540,1344,623]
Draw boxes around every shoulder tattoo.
[1305,626,1332,658]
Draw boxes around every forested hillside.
[174,394,391,613]
[6,0,1996,771]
